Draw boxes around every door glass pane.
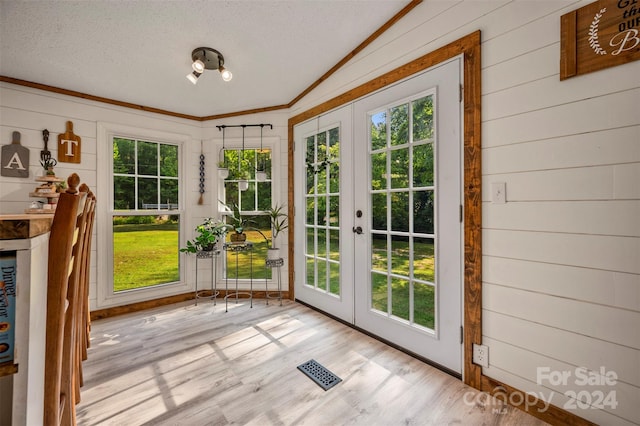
[413,191,434,235]
[414,282,435,329]
[412,95,434,142]
[371,235,387,273]
[413,237,435,282]
[305,126,341,296]
[390,191,409,232]
[371,194,387,230]
[370,111,387,151]
[371,272,388,313]
[391,277,410,321]
[371,152,387,190]
[413,143,434,187]
[390,148,409,189]
[390,104,409,147]
[329,262,340,295]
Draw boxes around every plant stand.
[265,257,284,306]
[223,242,253,312]
[195,249,220,306]
[25,176,63,213]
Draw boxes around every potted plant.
[180,218,227,254]
[266,204,288,260]
[222,201,254,243]
[218,160,229,179]
[40,158,57,176]
[237,169,250,191]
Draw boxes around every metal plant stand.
[223,242,253,312]
[195,249,220,306]
[265,257,284,306]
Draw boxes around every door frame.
[288,31,482,387]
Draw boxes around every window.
[112,137,181,292]
[220,147,273,280]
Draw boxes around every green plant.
[180,217,228,253]
[221,201,254,234]
[40,157,57,174]
[218,160,227,168]
[267,204,288,248]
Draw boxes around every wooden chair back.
[44,174,87,426]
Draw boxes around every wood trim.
[199,104,290,121]
[90,291,290,320]
[0,76,203,121]
[560,11,578,80]
[288,0,423,107]
[463,35,483,391]
[289,32,481,126]
[481,376,596,426]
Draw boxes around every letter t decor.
[58,121,81,163]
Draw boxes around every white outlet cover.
[491,182,506,204]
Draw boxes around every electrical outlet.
[473,343,489,368]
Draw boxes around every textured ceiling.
[0,0,408,118]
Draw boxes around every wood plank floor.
[76,299,547,425]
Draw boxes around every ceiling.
[0,0,409,118]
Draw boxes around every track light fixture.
[186,47,232,85]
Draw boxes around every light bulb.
[220,67,233,82]
[186,71,201,84]
[192,59,205,73]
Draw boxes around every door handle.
[352,226,363,234]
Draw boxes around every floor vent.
[297,359,342,391]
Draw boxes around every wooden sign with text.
[57,120,81,163]
[561,0,640,80]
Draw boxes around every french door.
[295,58,462,373]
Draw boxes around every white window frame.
[97,122,189,309]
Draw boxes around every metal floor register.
[297,359,342,391]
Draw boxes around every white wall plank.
[482,126,640,175]
[484,310,640,387]
[484,229,640,274]
[483,88,640,148]
[483,256,640,311]
[483,200,640,237]
[484,283,640,349]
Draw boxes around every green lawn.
[113,222,180,292]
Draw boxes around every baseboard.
[90,290,291,320]
[481,375,596,426]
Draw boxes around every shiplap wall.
[0,83,290,311]
[290,1,639,424]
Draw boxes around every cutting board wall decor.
[58,121,81,163]
[1,131,30,178]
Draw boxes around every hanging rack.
[217,124,272,186]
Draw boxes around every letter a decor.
[58,121,81,163]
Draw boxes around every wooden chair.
[75,184,95,391]
[44,174,88,425]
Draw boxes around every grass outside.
[113,222,180,292]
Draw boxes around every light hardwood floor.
[76,299,547,425]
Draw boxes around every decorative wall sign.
[561,0,640,80]
[57,120,81,163]
[1,131,29,178]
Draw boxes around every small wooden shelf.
[29,191,60,199]
[35,176,64,183]
[0,361,18,377]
